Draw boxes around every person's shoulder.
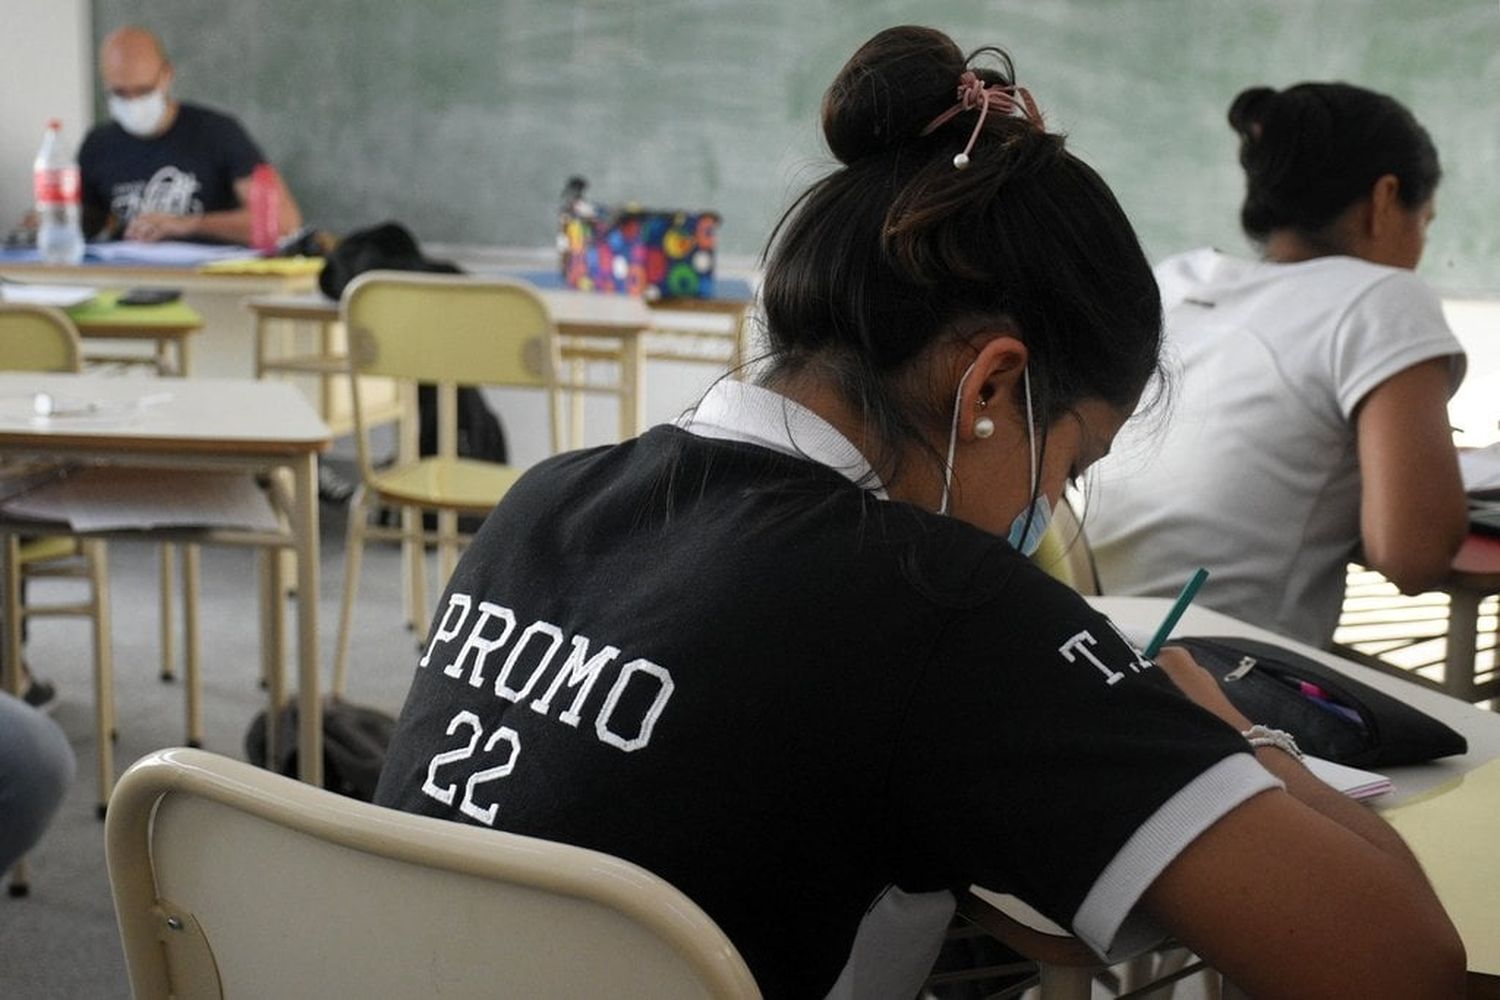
[1272,255,1420,299]
[174,102,254,137]
[1153,248,1250,306]
[176,102,237,123]
[78,120,125,157]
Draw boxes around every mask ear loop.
[1023,365,1037,496]
[939,361,978,516]
[1014,364,1041,540]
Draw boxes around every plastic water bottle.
[33,120,85,264]
[249,163,280,254]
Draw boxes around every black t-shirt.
[374,425,1267,998]
[77,102,263,239]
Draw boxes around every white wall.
[0,0,91,227]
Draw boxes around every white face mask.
[940,361,1053,556]
[109,88,168,137]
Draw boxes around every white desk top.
[1093,595,1500,805]
[0,373,331,455]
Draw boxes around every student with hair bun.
[1090,82,1468,650]
[376,31,1463,997]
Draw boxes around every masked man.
[78,25,302,244]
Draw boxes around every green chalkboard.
[93,0,1500,293]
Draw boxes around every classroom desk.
[1446,532,1500,704]
[66,290,204,376]
[0,373,331,788]
[248,286,685,439]
[0,255,317,297]
[962,596,1500,993]
[0,253,319,383]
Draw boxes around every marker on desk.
[1143,568,1209,658]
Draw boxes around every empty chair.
[1029,497,1100,595]
[332,272,562,697]
[106,747,761,999]
[0,304,115,818]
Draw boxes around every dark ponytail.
[1229,82,1440,245]
[758,25,1162,488]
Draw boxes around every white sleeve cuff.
[1072,753,1281,961]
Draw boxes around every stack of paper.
[1460,443,1500,496]
[0,467,280,533]
[1304,755,1392,800]
[0,283,97,307]
[86,240,255,267]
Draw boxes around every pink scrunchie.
[920,70,1044,169]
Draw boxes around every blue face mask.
[941,362,1051,556]
[1007,494,1052,556]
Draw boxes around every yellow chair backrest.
[1031,496,1100,596]
[342,271,556,388]
[0,303,82,373]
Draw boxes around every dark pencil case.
[1170,636,1467,768]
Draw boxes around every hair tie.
[920,70,1045,169]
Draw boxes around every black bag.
[320,221,509,476]
[244,698,396,801]
[1174,636,1467,768]
[318,220,461,299]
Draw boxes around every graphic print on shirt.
[1057,620,1153,686]
[109,165,203,224]
[413,590,676,826]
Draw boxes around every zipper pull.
[1224,656,1257,682]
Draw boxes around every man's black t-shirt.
[374,415,1271,998]
[77,103,263,239]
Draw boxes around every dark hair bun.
[1227,86,1277,139]
[821,25,968,165]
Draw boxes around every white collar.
[677,381,889,499]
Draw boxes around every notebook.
[1470,499,1500,538]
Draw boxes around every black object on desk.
[117,287,183,306]
[1470,499,1500,538]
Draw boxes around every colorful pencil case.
[560,205,720,300]
[1172,636,1466,767]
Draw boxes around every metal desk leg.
[159,544,175,681]
[90,542,115,817]
[259,546,287,763]
[183,544,202,747]
[1446,588,1481,704]
[619,331,645,438]
[292,453,322,786]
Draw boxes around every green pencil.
[1143,568,1209,658]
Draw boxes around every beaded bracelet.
[1242,724,1304,761]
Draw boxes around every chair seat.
[369,456,524,513]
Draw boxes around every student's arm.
[1354,356,1468,594]
[124,171,303,245]
[1143,648,1465,999]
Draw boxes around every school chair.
[332,272,563,697]
[0,305,110,896]
[953,891,1240,1000]
[1030,496,1100,595]
[106,747,762,999]
[0,304,116,810]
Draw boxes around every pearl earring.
[974,416,995,439]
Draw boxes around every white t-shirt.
[1088,249,1465,647]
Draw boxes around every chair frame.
[0,305,115,897]
[332,272,564,696]
[106,748,762,999]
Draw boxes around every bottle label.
[34,166,80,204]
